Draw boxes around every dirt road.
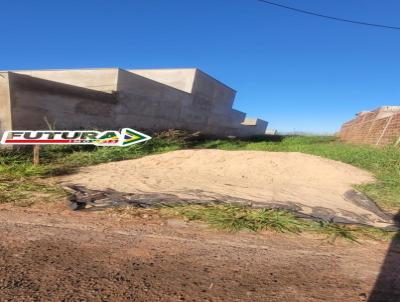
[0,203,397,302]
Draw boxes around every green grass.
[171,204,303,233]
[110,204,395,242]
[174,204,399,241]
[0,180,64,206]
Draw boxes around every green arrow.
[120,128,151,146]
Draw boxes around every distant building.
[265,129,277,135]
[338,106,400,146]
[0,68,268,138]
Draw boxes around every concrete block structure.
[0,68,267,138]
[338,106,400,146]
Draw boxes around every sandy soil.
[0,203,398,302]
[60,150,390,227]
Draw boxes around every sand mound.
[60,149,391,227]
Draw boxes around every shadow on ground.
[368,211,400,301]
[63,185,394,229]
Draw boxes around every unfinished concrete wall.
[338,106,400,146]
[8,73,117,130]
[120,69,249,136]
[129,69,196,93]
[206,109,246,135]
[238,118,269,137]
[115,69,191,130]
[0,68,268,138]
[13,69,119,93]
[189,70,249,135]
[192,70,236,113]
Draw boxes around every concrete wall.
[338,106,400,146]
[192,70,236,113]
[189,70,247,135]
[8,72,117,130]
[0,68,268,138]
[115,69,191,130]
[118,69,249,136]
[123,69,237,113]
[13,69,119,93]
[238,118,269,136]
[129,68,196,93]
[206,110,246,131]
[0,72,12,135]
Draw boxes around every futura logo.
[0,128,151,147]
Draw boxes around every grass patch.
[0,179,64,206]
[108,204,396,242]
[171,204,303,233]
[170,204,397,242]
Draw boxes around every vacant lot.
[0,134,399,301]
[1,134,399,210]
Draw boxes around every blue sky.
[1,0,399,133]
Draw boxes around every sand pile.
[60,149,391,227]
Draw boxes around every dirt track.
[0,203,398,302]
